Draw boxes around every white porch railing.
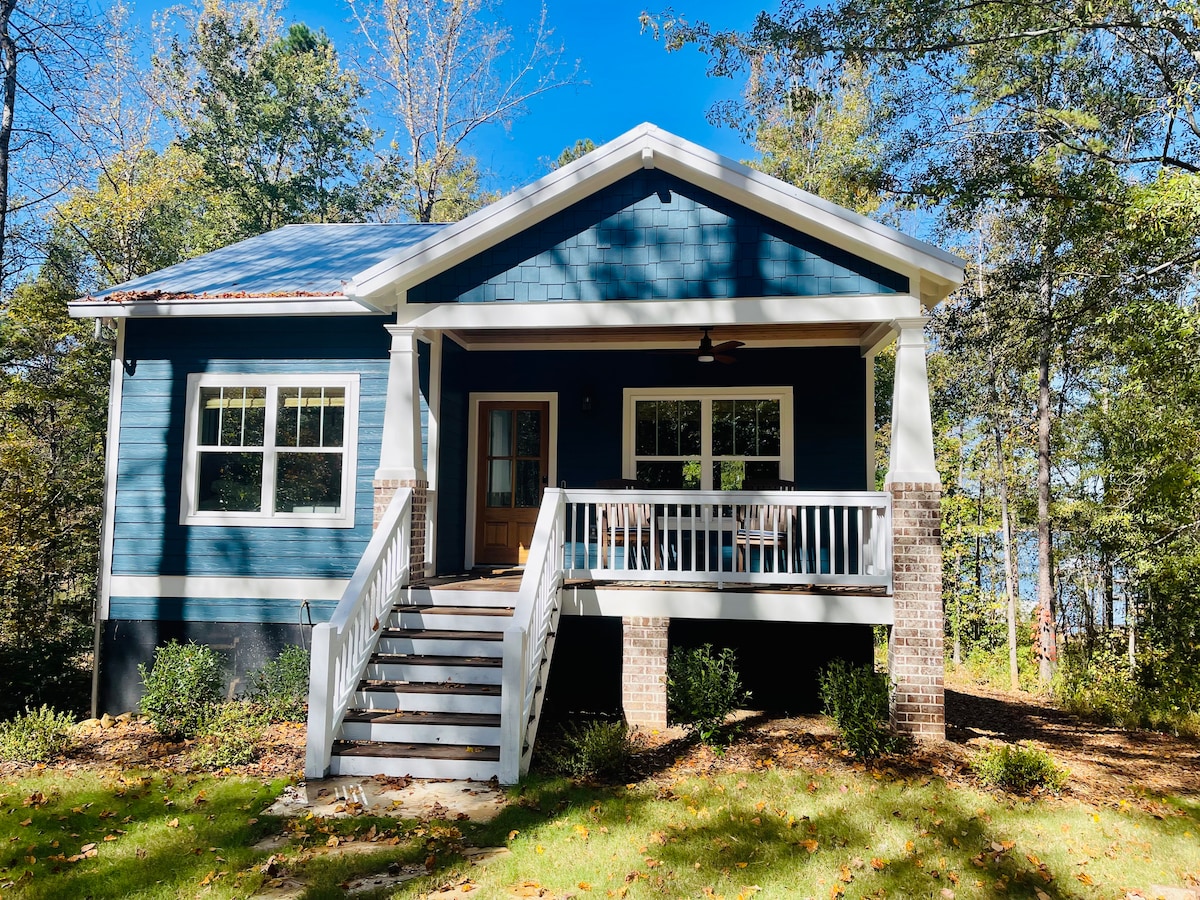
[305,488,413,779]
[499,488,567,783]
[561,489,892,591]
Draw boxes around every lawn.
[1,724,1197,899]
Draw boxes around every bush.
[971,742,1067,793]
[0,705,76,763]
[545,719,635,780]
[667,644,750,745]
[1054,644,1142,729]
[189,702,267,769]
[138,641,224,738]
[818,659,907,760]
[245,645,310,722]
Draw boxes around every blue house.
[70,125,964,782]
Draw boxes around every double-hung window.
[624,387,792,490]
[181,374,359,527]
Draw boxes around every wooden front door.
[474,401,550,566]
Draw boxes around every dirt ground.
[18,682,1200,810]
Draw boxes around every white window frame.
[622,386,794,490]
[180,373,360,528]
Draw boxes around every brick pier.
[621,616,669,729]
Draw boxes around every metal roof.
[84,223,446,301]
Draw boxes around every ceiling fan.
[692,327,744,364]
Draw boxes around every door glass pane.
[197,451,263,511]
[516,459,541,507]
[516,409,541,457]
[276,452,343,513]
[487,459,513,507]
[489,410,512,457]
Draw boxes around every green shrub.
[818,659,907,760]
[667,644,750,745]
[188,701,267,769]
[1054,644,1142,728]
[0,705,76,763]
[971,742,1067,793]
[545,719,635,780]
[245,645,310,722]
[138,641,224,738]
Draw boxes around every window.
[181,374,359,527]
[625,388,792,490]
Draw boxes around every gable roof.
[349,123,964,308]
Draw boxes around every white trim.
[441,335,863,352]
[865,352,877,491]
[96,322,125,622]
[179,373,361,528]
[884,317,940,486]
[349,124,964,305]
[559,586,894,625]
[425,330,443,575]
[621,386,795,488]
[859,322,896,358]
[464,392,559,568]
[109,575,349,601]
[393,294,923,331]
[69,296,384,319]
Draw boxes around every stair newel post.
[305,622,335,779]
[499,625,528,785]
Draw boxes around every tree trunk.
[0,0,19,285]
[1036,267,1058,685]
[993,424,1021,691]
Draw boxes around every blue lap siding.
[108,315,405,624]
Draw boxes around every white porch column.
[378,325,427,580]
[884,316,944,740]
[885,317,939,486]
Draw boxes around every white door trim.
[465,392,559,568]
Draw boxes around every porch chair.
[596,478,660,570]
[735,479,795,573]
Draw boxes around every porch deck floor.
[419,570,888,597]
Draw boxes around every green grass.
[0,769,289,898]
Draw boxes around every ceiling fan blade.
[715,353,737,364]
[711,340,744,353]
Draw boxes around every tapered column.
[378,325,426,580]
[885,318,944,739]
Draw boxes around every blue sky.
[132,0,763,191]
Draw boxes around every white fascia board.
[393,294,923,331]
[349,123,965,305]
[109,575,350,601]
[68,296,384,319]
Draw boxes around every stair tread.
[370,654,502,667]
[343,710,501,727]
[332,741,500,762]
[379,628,503,641]
[392,605,514,616]
[358,681,502,695]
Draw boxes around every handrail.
[499,489,567,783]
[305,488,413,779]
[561,488,892,590]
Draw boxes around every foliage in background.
[817,659,906,760]
[542,719,635,781]
[189,701,268,769]
[667,644,749,746]
[971,742,1068,794]
[0,705,76,764]
[245,644,310,722]
[138,641,225,738]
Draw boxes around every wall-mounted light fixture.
[581,387,595,412]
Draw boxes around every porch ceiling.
[443,322,872,351]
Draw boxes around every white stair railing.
[499,489,567,784]
[305,488,413,779]
[561,488,892,590]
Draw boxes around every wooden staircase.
[328,590,514,780]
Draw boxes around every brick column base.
[374,479,427,584]
[888,481,945,739]
[621,616,668,730]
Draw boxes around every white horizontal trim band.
[68,297,384,319]
[109,575,350,601]
[560,587,894,625]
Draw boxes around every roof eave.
[68,295,385,319]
